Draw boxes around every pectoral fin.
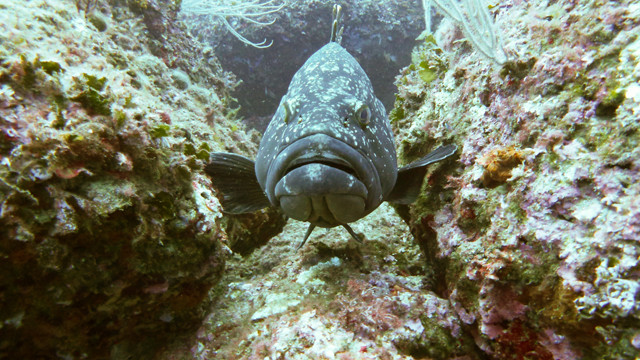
[204,153,271,214]
[385,144,457,205]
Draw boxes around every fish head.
[255,43,397,227]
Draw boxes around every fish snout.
[274,163,368,227]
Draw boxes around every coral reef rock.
[391,0,640,358]
[0,0,270,357]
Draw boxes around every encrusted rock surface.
[390,0,640,358]
[0,0,264,357]
[160,204,481,359]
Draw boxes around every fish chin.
[275,163,367,226]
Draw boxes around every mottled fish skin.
[255,42,397,228]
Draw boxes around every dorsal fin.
[330,4,343,44]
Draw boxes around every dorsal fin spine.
[330,4,343,44]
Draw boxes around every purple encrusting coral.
[2,0,640,359]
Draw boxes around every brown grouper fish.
[205,5,457,248]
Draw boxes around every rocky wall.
[391,0,640,358]
[0,0,275,357]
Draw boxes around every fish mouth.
[283,156,357,178]
[265,134,381,227]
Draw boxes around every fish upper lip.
[274,133,375,180]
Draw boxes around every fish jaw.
[262,133,382,226]
[275,163,367,226]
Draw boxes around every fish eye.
[283,98,299,124]
[354,103,371,127]
[283,102,291,124]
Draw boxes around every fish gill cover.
[1,0,640,359]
